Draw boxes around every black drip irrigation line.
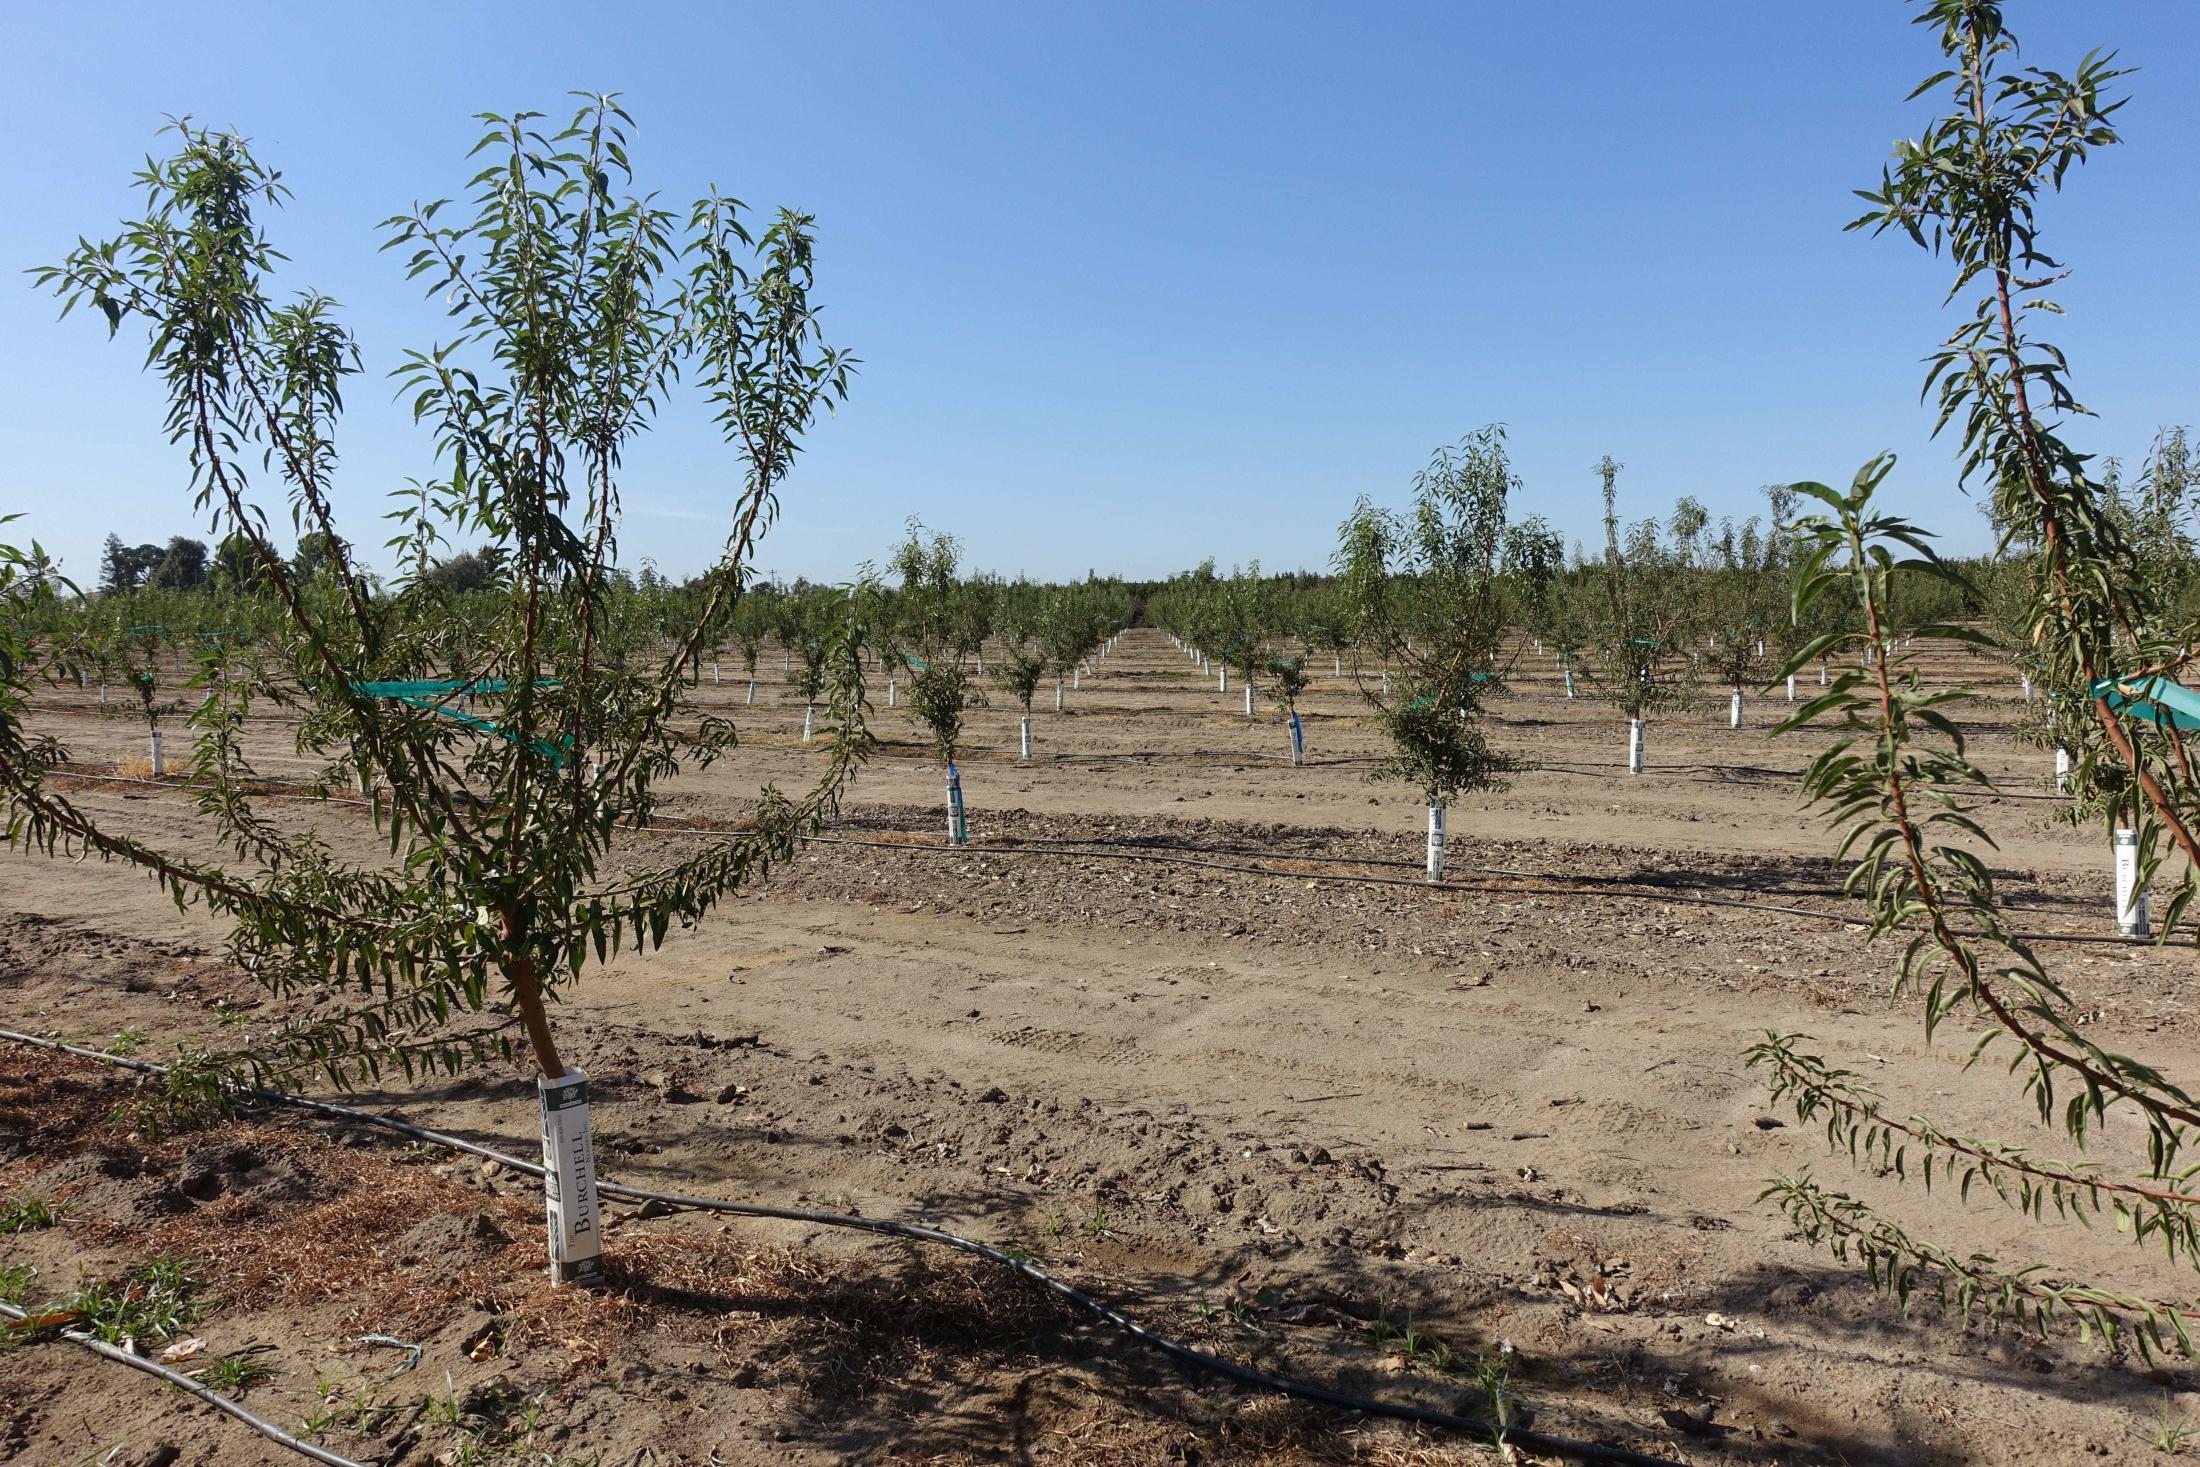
[1524,757,2070,805]
[791,832,2144,948]
[0,1295,366,1467]
[976,831,2110,930]
[44,767,2141,946]
[0,1032,1678,1467]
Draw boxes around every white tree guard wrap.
[887,679,896,708]
[148,729,164,778]
[538,1070,604,1286]
[1072,669,1081,690]
[1243,685,1253,716]
[2115,827,2149,938]
[1729,690,1742,729]
[2054,746,2071,794]
[1627,718,1644,775]
[1019,715,1032,760]
[746,680,756,706]
[1218,668,1228,693]
[1563,669,1574,699]
[1054,679,1064,712]
[1289,711,1304,767]
[712,661,721,685]
[946,762,969,846]
[1424,801,1446,884]
[1820,662,1829,686]
[801,706,815,742]
[2022,675,2033,702]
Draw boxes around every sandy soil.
[2,629,2192,1465]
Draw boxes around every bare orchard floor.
[1,628,2185,1465]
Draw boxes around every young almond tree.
[784,590,843,744]
[1035,593,1100,712]
[1337,426,1519,882]
[3,102,864,1287]
[886,521,982,844]
[1701,498,1790,727]
[1262,653,1314,765]
[1757,3,2200,1360]
[1558,457,1698,772]
[1213,564,1272,715]
[1298,590,1356,678]
[729,594,769,706]
[989,611,1051,760]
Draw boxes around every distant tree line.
[93,528,512,597]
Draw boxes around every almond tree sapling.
[1701,498,1790,727]
[887,521,982,844]
[1035,595,1101,713]
[1299,592,1356,678]
[990,614,1050,760]
[953,574,997,676]
[1336,427,1519,882]
[1263,653,1313,765]
[1501,516,1565,672]
[1559,457,1698,772]
[786,592,841,743]
[1214,565,1272,716]
[1756,1,2200,1356]
[47,603,127,712]
[730,595,768,706]
[4,102,865,1287]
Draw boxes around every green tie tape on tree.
[2095,676,2200,733]
[349,680,571,764]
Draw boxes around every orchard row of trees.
[11,0,2200,1367]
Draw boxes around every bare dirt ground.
[3,630,2193,1465]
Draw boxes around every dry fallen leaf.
[1561,1275,1631,1313]
[158,1336,207,1363]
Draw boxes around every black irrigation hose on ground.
[0,1296,367,1467]
[42,766,2149,947]
[0,1030,1679,1467]
[971,831,2123,940]
[789,831,2146,949]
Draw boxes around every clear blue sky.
[4,2,2195,585]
